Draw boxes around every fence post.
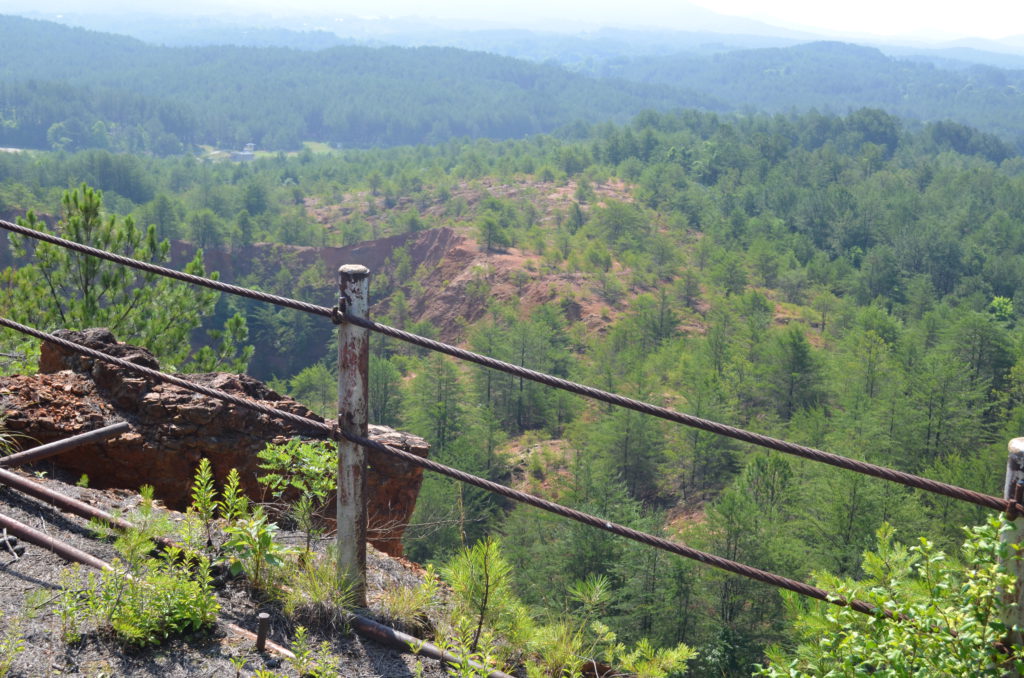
[1002,438,1024,659]
[337,264,370,607]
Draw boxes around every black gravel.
[0,467,451,678]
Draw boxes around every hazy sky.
[15,0,1024,41]
[185,0,1023,40]
[688,0,1024,40]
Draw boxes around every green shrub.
[258,438,335,553]
[223,506,292,591]
[57,547,219,647]
[756,518,1023,677]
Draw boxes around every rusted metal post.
[255,612,270,652]
[0,421,130,467]
[337,264,369,606]
[1001,438,1024,665]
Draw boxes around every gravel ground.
[0,467,451,678]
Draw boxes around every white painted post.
[337,264,370,606]
[1001,438,1024,665]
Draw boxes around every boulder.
[0,329,428,556]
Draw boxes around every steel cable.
[0,218,334,318]
[0,218,1010,514]
[0,316,890,618]
[340,314,1011,513]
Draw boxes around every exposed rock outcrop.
[0,329,428,556]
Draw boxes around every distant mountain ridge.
[23,8,1024,67]
[0,14,720,152]
[2,14,1024,153]
[596,41,1024,146]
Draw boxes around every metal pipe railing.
[0,422,130,467]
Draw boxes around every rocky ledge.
[0,328,429,556]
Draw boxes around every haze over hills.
[1,13,1023,153]
[15,5,1024,66]
[0,14,723,151]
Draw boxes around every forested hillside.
[599,41,1024,146]
[4,14,1024,159]
[4,101,1024,674]
[0,15,717,152]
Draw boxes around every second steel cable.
[0,217,1009,514]
[0,316,892,619]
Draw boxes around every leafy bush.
[756,518,1023,677]
[57,546,219,647]
[223,506,292,591]
[258,438,336,552]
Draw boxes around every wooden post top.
[338,264,370,279]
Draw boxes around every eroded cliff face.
[0,329,428,556]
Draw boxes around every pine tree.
[11,183,251,371]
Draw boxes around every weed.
[523,575,611,677]
[375,564,439,636]
[86,548,219,646]
[422,617,499,678]
[289,626,339,678]
[0,611,26,677]
[280,547,353,631]
[104,484,173,544]
[190,458,218,545]
[0,415,33,457]
[228,654,247,677]
[180,461,247,553]
[589,623,696,678]
[55,529,219,647]
[218,467,250,522]
[524,621,586,678]
[56,566,87,643]
[177,508,207,552]
[223,506,291,591]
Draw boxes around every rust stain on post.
[337,264,370,606]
